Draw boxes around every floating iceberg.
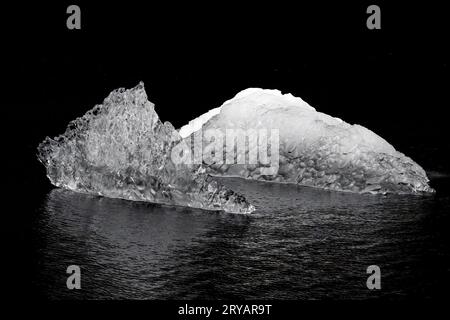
[37,83,255,214]
[179,88,434,194]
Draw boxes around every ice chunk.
[179,88,434,194]
[37,83,254,214]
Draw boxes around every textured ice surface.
[37,83,254,213]
[180,88,434,194]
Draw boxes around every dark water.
[30,175,450,300]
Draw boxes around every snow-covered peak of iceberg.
[179,88,318,139]
[180,88,393,155]
[223,88,315,111]
[179,106,222,138]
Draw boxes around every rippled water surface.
[31,176,450,299]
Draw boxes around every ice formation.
[179,88,434,194]
[37,83,254,213]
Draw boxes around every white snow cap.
[178,87,396,155]
[224,88,313,109]
[178,106,222,138]
[178,88,314,138]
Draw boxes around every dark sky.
[6,1,449,165]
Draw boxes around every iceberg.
[37,83,255,214]
[179,88,434,194]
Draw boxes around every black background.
[6,2,449,176]
[7,2,448,134]
[4,0,450,313]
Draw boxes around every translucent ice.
[37,83,254,213]
[179,88,434,194]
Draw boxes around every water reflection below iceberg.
[34,177,449,299]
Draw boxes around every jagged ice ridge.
[37,83,255,213]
